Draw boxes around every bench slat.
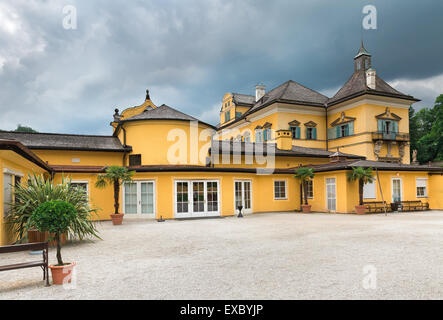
[0,261,45,272]
[0,242,48,254]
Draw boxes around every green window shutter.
[313,128,317,140]
[327,127,334,139]
[393,121,399,133]
[344,124,349,136]
[377,119,383,132]
[348,121,354,135]
[305,128,308,139]
[336,126,341,138]
[296,127,301,139]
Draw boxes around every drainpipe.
[121,126,128,167]
[325,103,328,151]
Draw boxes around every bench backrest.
[0,242,48,254]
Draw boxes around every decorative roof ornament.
[354,40,372,59]
[146,89,150,100]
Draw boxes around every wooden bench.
[395,200,429,212]
[363,201,392,213]
[0,242,49,286]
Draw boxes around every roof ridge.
[0,130,116,138]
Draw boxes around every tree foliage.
[409,94,443,164]
[294,167,315,205]
[14,124,38,133]
[30,200,77,265]
[347,167,374,205]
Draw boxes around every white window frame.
[325,177,337,212]
[273,180,287,200]
[363,177,377,199]
[174,180,220,218]
[391,178,403,203]
[415,178,428,198]
[71,180,89,197]
[123,180,156,218]
[234,179,253,214]
[306,180,314,199]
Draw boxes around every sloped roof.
[246,80,328,114]
[328,71,418,106]
[232,93,255,106]
[210,140,364,159]
[0,131,126,152]
[299,159,443,172]
[122,104,216,129]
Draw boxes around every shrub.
[6,174,100,242]
[30,200,78,266]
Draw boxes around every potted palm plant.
[347,166,374,214]
[6,174,100,244]
[29,200,78,285]
[294,167,315,213]
[95,166,135,225]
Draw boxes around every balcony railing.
[372,131,409,141]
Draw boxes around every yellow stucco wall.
[123,120,214,166]
[33,150,124,166]
[1,151,47,245]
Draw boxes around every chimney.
[276,130,292,150]
[329,151,347,163]
[366,68,376,90]
[255,84,266,102]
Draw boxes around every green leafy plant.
[347,167,375,205]
[294,167,315,205]
[6,173,100,242]
[29,200,77,266]
[95,166,135,215]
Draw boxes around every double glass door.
[175,180,219,218]
[124,181,155,217]
[234,180,252,214]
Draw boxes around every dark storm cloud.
[0,0,442,133]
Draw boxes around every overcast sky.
[1,0,442,134]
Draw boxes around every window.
[290,126,301,139]
[416,178,427,197]
[378,120,398,134]
[306,180,313,199]
[225,111,231,122]
[340,124,349,137]
[306,127,317,140]
[235,111,242,119]
[274,180,287,199]
[129,154,142,166]
[71,181,89,196]
[363,178,376,199]
[3,173,12,218]
[255,130,263,143]
[263,128,271,141]
[244,132,251,143]
[357,61,361,70]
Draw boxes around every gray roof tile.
[0,131,126,151]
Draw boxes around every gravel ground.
[1,211,443,300]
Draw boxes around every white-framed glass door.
[326,178,336,211]
[123,180,156,217]
[392,178,402,203]
[234,180,252,214]
[175,180,220,218]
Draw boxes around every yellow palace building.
[1,44,442,244]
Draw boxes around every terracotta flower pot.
[355,205,366,215]
[49,262,76,285]
[301,204,311,213]
[28,229,47,243]
[28,230,66,247]
[110,213,124,225]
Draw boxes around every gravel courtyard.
[1,211,443,300]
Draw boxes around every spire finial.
[145,89,150,100]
